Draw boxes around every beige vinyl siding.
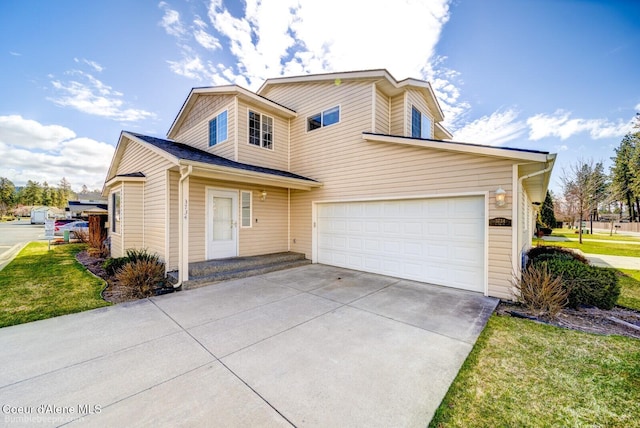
[405,89,434,139]
[238,187,288,256]
[173,95,236,160]
[186,178,289,263]
[167,170,180,271]
[113,137,174,263]
[236,101,289,170]
[389,93,404,136]
[374,86,390,134]
[122,182,144,251]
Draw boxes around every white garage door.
[316,196,485,292]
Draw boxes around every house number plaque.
[489,217,512,227]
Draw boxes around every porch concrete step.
[188,252,307,278]
[181,258,310,290]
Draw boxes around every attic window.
[411,106,432,139]
[307,106,340,131]
[209,110,228,147]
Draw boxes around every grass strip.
[0,242,110,328]
[430,315,640,427]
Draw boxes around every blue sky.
[1,0,638,193]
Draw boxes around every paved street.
[0,219,45,271]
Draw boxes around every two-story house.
[102,69,555,299]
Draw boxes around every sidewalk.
[584,254,640,270]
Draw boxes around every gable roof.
[257,69,449,126]
[104,132,320,193]
[167,85,297,139]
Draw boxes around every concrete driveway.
[0,265,497,427]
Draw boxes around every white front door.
[207,189,238,259]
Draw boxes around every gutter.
[175,165,192,288]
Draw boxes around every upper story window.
[249,111,273,150]
[307,106,340,131]
[209,110,228,147]
[411,106,432,139]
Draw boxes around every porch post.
[177,165,192,286]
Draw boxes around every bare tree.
[561,159,607,244]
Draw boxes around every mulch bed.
[76,250,176,304]
[76,250,640,339]
[496,301,640,340]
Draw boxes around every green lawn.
[551,228,640,242]
[430,315,640,427]
[619,269,640,311]
[536,237,640,257]
[0,242,110,328]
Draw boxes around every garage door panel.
[317,196,485,292]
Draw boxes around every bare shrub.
[73,228,89,243]
[513,263,569,319]
[115,259,165,299]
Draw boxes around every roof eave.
[362,132,555,163]
[179,159,322,191]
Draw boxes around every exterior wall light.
[261,190,267,201]
[495,187,506,208]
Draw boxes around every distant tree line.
[549,113,640,241]
[0,177,82,216]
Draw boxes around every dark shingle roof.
[128,132,317,182]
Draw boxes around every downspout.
[517,162,553,267]
[175,165,192,288]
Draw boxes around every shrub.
[542,258,620,310]
[73,227,89,244]
[115,259,166,299]
[103,257,129,276]
[125,248,159,264]
[527,246,589,266]
[513,263,569,318]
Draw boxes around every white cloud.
[9,51,21,56]
[162,0,453,91]
[635,103,640,111]
[527,109,633,141]
[0,115,114,191]
[0,115,76,151]
[48,70,155,122]
[452,108,527,146]
[74,57,104,72]
[159,2,186,37]
[193,18,221,50]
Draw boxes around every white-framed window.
[307,105,340,131]
[411,106,432,139]
[111,191,121,234]
[209,110,228,146]
[241,191,252,228]
[248,110,273,149]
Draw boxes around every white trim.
[247,108,275,151]
[234,97,239,161]
[512,164,520,280]
[208,109,229,147]
[240,190,253,228]
[363,133,555,163]
[312,192,488,295]
[164,170,171,274]
[305,105,341,133]
[287,188,291,252]
[205,187,239,259]
[371,82,376,132]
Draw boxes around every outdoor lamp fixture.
[495,187,506,208]
[261,190,267,201]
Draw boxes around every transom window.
[209,110,228,146]
[307,106,340,131]
[411,106,432,139]
[249,111,273,149]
